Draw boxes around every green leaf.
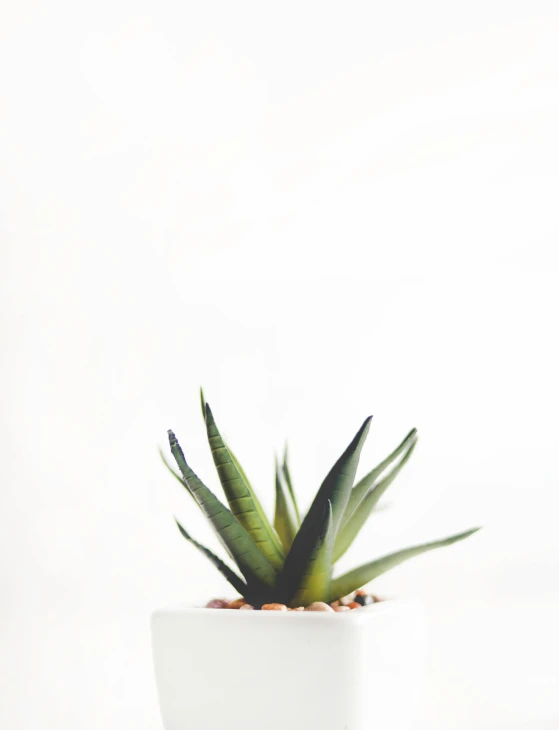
[333,439,418,561]
[229,447,253,492]
[331,527,481,599]
[174,518,248,596]
[199,386,206,419]
[274,458,298,552]
[159,446,188,489]
[168,429,277,589]
[277,416,372,602]
[289,501,334,607]
[282,444,301,525]
[228,444,284,558]
[342,428,417,526]
[204,404,284,570]
[201,391,277,551]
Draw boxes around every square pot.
[152,599,426,730]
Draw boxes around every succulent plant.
[162,392,479,608]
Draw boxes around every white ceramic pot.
[152,599,426,730]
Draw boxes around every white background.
[1,1,559,729]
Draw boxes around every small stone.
[346,601,361,609]
[292,606,305,611]
[305,602,335,612]
[205,599,229,609]
[262,603,289,611]
[334,606,351,612]
[330,600,340,609]
[354,593,373,606]
[226,598,247,609]
[239,604,254,610]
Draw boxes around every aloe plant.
[164,393,479,608]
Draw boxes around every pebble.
[205,599,229,609]
[226,599,248,609]
[305,602,335,612]
[205,594,380,612]
[354,592,373,606]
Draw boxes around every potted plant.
[152,393,479,730]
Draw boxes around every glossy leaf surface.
[342,428,417,525]
[331,527,481,599]
[204,404,284,569]
[289,502,334,607]
[168,429,277,589]
[278,417,372,602]
[333,439,417,561]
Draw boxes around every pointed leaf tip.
[160,446,192,492]
[278,416,372,602]
[174,517,248,596]
[204,402,218,427]
[168,429,185,459]
[174,516,190,536]
[341,425,418,530]
[357,415,373,441]
[331,526,481,599]
[334,435,418,561]
[274,458,298,552]
[281,442,300,525]
[199,387,206,417]
[466,526,482,536]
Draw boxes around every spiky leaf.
[278,417,372,602]
[199,386,206,419]
[282,444,300,525]
[227,444,277,543]
[168,429,277,589]
[289,502,334,607]
[274,459,298,552]
[174,519,248,596]
[331,527,481,599]
[342,428,417,525]
[229,447,252,492]
[204,404,284,569]
[159,446,188,489]
[200,390,275,550]
[333,439,417,561]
